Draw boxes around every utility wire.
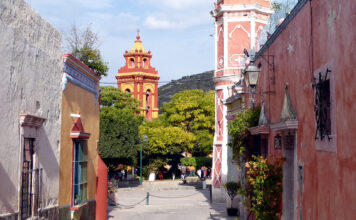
[100,77,216,85]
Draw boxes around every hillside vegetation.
[158,70,214,109]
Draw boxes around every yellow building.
[116,31,160,120]
[59,54,102,219]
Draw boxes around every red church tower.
[116,31,160,120]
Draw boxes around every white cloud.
[26,0,114,11]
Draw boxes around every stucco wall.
[59,81,100,207]
[254,0,356,219]
[0,0,62,215]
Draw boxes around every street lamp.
[243,61,260,91]
[140,135,148,185]
[243,61,261,108]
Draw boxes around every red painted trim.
[63,53,101,80]
[70,201,88,211]
[70,141,74,207]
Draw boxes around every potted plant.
[223,181,240,216]
[108,180,119,205]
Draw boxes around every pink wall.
[254,0,356,219]
[96,156,108,220]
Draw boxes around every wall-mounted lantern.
[243,61,261,91]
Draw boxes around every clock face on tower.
[218,56,224,69]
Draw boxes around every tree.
[160,90,215,156]
[139,121,195,171]
[65,24,109,77]
[99,86,143,169]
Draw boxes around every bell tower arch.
[116,30,160,120]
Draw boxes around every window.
[130,58,135,67]
[21,138,35,219]
[72,140,88,206]
[313,65,336,152]
[143,59,147,68]
[125,89,131,94]
[251,135,268,158]
[313,69,331,140]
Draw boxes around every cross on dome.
[136,29,140,41]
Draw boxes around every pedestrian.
[197,169,201,178]
[207,168,211,178]
[181,165,186,184]
[118,170,123,181]
[124,169,127,180]
[201,167,205,178]
[159,171,163,180]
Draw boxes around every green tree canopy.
[66,24,109,77]
[160,90,215,155]
[99,86,143,166]
[139,121,195,171]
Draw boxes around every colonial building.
[248,0,356,219]
[0,0,62,218]
[116,31,160,120]
[210,0,273,202]
[59,54,107,220]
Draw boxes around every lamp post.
[243,61,261,108]
[140,135,148,185]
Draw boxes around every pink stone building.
[210,0,273,202]
[246,0,356,219]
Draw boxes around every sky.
[25,0,216,85]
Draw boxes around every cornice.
[211,3,273,18]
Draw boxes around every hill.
[158,70,214,109]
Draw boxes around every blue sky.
[25,0,216,85]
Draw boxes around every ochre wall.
[59,82,100,206]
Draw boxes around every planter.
[108,192,119,206]
[226,208,239,217]
[148,172,156,181]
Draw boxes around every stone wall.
[0,0,62,216]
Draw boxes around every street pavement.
[108,181,236,220]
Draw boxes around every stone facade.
[210,0,272,203]
[247,0,356,219]
[0,0,62,218]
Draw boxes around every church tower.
[116,31,160,120]
[210,0,272,202]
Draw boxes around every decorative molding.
[250,125,270,135]
[217,26,224,42]
[229,24,250,38]
[19,114,46,128]
[258,99,269,126]
[213,74,242,83]
[212,4,274,18]
[280,83,297,121]
[229,54,245,67]
[270,119,299,131]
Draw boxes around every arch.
[125,89,131,94]
[145,89,152,120]
[143,58,147,68]
[130,58,135,67]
